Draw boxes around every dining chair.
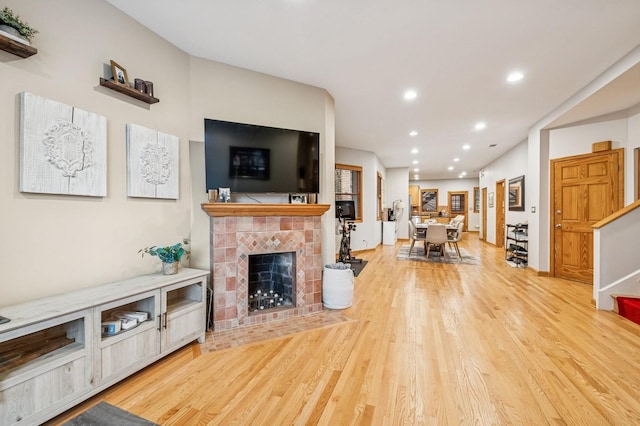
[449,215,465,226]
[425,224,448,258]
[447,220,465,259]
[408,220,427,254]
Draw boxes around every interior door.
[551,149,624,283]
[495,180,505,248]
[481,187,487,240]
[448,191,468,231]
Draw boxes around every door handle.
[157,314,162,331]
[555,224,562,228]
[163,312,168,329]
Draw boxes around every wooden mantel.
[201,203,331,217]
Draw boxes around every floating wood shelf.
[202,203,330,217]
[0,33,37,58]
[99,78,159,104]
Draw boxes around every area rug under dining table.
[396,244,480,265]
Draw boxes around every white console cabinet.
[382,221,398,245]
[0,268,208,426]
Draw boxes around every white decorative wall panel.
[126,123,179,199]
[20,92,107,196]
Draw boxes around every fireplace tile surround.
[204,204,330,331]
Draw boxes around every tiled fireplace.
[203,203,330,331]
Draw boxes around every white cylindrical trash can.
[322,263,354,309]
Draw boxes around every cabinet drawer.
[0,357,87,426]
[163,306,204,351]
[99,326,159,382]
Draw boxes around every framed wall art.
[126,123,179,199]
[488,192,495,208]
[508,175,525,211]
[20,92,107,197]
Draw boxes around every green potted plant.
[0,7,38,43]
[139,239,190,275]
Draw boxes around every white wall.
[335,147,381,251]
[626,109,640,201]
[0,0,335,307]
[549,119,628,160]
[411,178,481,232]
[385,168,410,239]
[0,0,192,306]
[479,140,529,245]
[187,57,335,270]
[523,46,640,273]
[549,111,640,205]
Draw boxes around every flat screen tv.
[335,200,356,220]
[204,119,320,194]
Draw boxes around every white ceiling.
[106,0,640,180]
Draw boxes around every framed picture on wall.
[508,175,525,211]
[488,192,495,208]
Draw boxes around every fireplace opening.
[248,252,296,313]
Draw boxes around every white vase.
[162,261,178,275]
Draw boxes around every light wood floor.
[48,234,640,425]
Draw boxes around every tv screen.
[204,119,320,194]
[336,200,356,220]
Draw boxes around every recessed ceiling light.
[462,144,471,150]
[409,130,418,137]
[411,148,419,154]
[414,174,419,179]
[413,168,419,172]
[453,158,460,162]
[461,171,467,176]
[475,122,486,130]
[458,175,463,179]
[507,71,524,83]
[447,166,454,171]
[404,90,417,100]
[412,160,418,165]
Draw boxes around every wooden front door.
[481,187,487,241]
[551,149,624,283]
[496,180,505,248]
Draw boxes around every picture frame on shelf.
[289,193,307,204]
[110,60,129,86]
[218,187,231,202]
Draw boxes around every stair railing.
[594,199,640,310]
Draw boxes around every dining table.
[415,222,457,232]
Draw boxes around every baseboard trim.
[351,247,377,256]
[528,267,549,276]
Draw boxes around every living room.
[3,0,640,423]
[3,0,640,306]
